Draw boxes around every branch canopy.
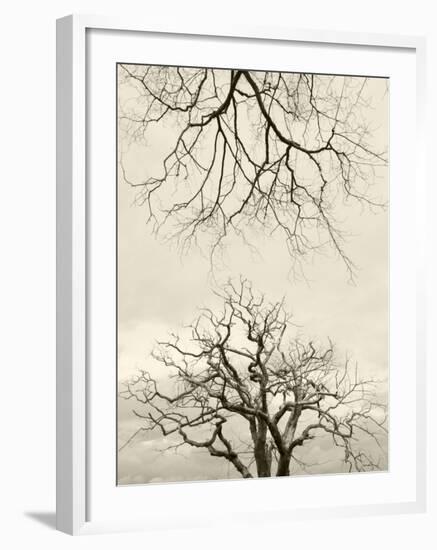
[120,280,387,478]
[119,66,387,277]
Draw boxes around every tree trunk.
[254,420,271,477]
[254,443,272,477]
[276,454,291,477]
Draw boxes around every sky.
[117,67,389,485]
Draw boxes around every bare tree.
[120,280,387,479]
[118,65,387,278]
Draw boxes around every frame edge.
[56,14,87,535]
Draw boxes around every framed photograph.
[56,14,427,535]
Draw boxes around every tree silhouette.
[120,280,387,478]
[118,65,387,278]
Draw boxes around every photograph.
[116,63,389,485]
[0,1,431,546]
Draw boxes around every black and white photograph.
[117,64,389,484]
[1,1,433,548]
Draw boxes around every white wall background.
[0,0,435,547]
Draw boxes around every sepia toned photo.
[117,64,388,485]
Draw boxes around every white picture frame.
[56,14,427,535]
